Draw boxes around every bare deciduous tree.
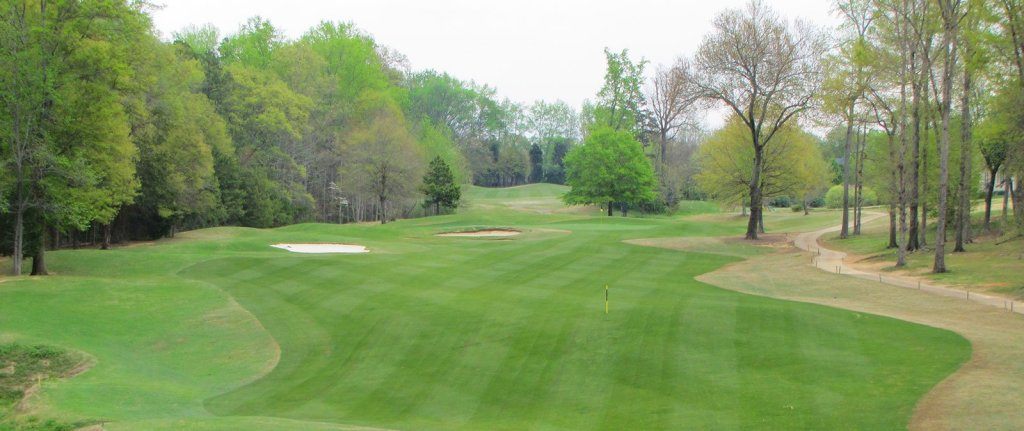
[694,0,826,239]
[933,0,966,273]
[647,57,700,170]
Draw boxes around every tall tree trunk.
[908,66,922,251]
[379,196,387,224]
[921,112,931,248]
[659,131,668,174]
[1007,177,1015,223]
[30,221,47,276]
[12,203,24,276]
[983,167,997,229]
[897,121,910,267]
[934,7,958,274]
[608,201,613,216]
[31,249,47,276]
[1014,177,1024,231]
[102,224,112,250]
[888,133,899,248]
[954,51,973,252]
[758,207,765,234]
[889,204,898,248]
[746,144,764,240]
[841,114,854,239]
[854,125,867,235]
[896,12,911,267]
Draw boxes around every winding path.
[794,214,1024,316]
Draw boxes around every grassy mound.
[0,344,91,430]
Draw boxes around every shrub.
[825,185,878,208]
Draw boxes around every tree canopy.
[563,127,657,216]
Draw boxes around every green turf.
[0,184,970,430]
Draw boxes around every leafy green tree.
[126,40,229,239]
[421,156,461,215]
[219,16,282,69]
[528,143,544,183]
[0,0,148,274]
[218,64,314,226]
[696,117,828,224]
[592,48,647,138]
[543,138,572,184]
[340,101,424,224]
[527,100,580,144]
[821,0,875,238]
[173,24,220,57]
[563,127,657,216]
[694,0,825,239]
[976,117,1008,229]
[826,184,877,208]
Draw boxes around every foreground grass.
[698,243,1024,430]
[0,185,970,429]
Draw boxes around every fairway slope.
[0,184,972,430]
[697,239,1024,430]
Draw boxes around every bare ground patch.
[626,234,791,257]
[0,344,95,415]
[435,229,522,238]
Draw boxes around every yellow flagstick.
[605,285,609,314]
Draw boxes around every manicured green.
[0,185,969,430]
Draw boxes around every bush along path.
[796,213,1024,316]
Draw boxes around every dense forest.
[3,0,1024,277]
[0,1,590,275]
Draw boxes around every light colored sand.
[271,244,368,254]
[436,229,521,237]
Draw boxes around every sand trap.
[436,229,521,238]
[271,243,368,254]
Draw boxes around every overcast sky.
[150,0,841,125]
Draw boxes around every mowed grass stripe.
[0,184,971,430]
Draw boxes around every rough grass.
[0,344,91,430]
[822,209,1024,297]
[0,185,972,429]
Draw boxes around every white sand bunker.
[436,229,521,238]
[271,243,368,254]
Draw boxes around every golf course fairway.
[0,185,970,430]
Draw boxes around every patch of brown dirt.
[720,233,791,247]
[436,229,521,238]
[15,356,94,413]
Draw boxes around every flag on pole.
[605,285,609,314]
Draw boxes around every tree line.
[806,0,1024,273]
[0,1,582,275]
[4,0,1024,277]
[562,0,1024,276]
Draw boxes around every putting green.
[0,185,969,430]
